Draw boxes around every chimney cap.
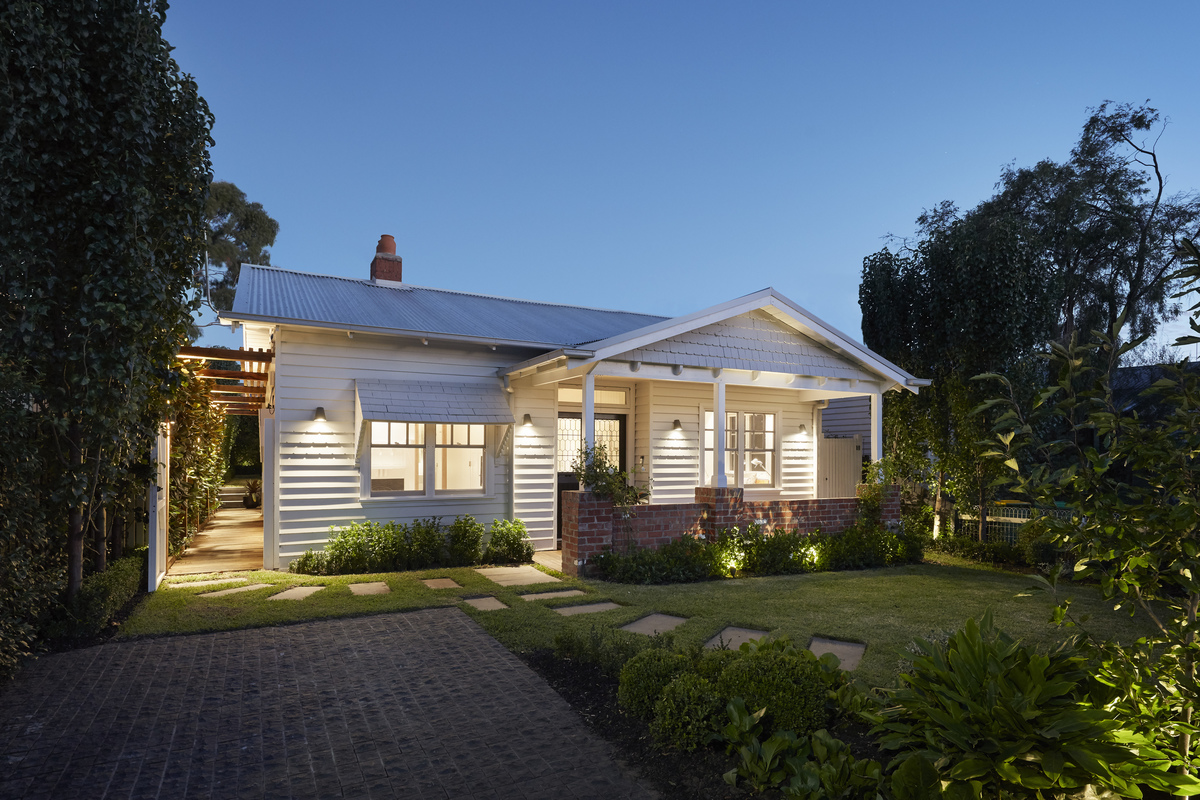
[376,234,396,255]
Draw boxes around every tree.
[860,208,1056,536]
[204,181,278,311]
[0,0,213,598]
[979,102,1200,346]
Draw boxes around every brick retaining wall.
[560,485,901,576]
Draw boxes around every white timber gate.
[817,434,861,499]
[147,424,170,592]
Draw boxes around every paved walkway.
[0,609,655,800]
[168,501,263,576]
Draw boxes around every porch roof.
[355,379,515,424]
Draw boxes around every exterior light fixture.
[522,413,533,427]
[313,407,326,422]
[798,423,808,435]
[672,419,683,431]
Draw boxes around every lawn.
[121,560,1155,688]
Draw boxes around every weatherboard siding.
[822,396,871,461]
[510,382,558,550]
[271,327,518,563]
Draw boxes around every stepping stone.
[621,613,688,636]
[519,589,586,601]
[166,577,248,588]
[475,565,561,586]
[269,586,325,601]
[348,582,390,595]
[555,602,621,617]
[705,626,771,650]
[463,596,508,611]
[808,637,866,670]
[199,583,272,597]
[422,578,461,589]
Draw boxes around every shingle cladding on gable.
[231,265,667,347]
[619,310,876,379]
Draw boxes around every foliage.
[717,650,829,736]
[224,414,263,472]
[483,518,535,564]
[591,534,723,584]
[926,535,1024,568]
[408,517,445,569]
[870,612,1196,799]
[780,728,886,800]
[49,551,145,641]
[572,443,649,515]
[552,622,654,677]
[617,649,691,719]
[445,516,484,567]
[650,672,724,752]
[168,372,227,554]
[0,0,214,597]
[204,181,279,311]
[983,307,1200,782]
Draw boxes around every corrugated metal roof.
[357,379,514,424]
[229,264,667,347]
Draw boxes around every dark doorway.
[556,413,626,548]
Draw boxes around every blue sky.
[167,1,1200,351]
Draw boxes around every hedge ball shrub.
[445,515,485,567]
[651,672,724,752]
[695,648,740,682]
[617,649,690,719]
[484,518,535,564]
[717,650,828,735]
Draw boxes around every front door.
[556,413,626,548]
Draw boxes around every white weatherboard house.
[222,236,927,569]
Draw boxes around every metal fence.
[954,504,1074,545]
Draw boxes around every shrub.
[484,518,534,564]
[618,649,691,719]
[717,650,828,736]
[872,611,1186,798]
[695,648,740,681]
[323,521,376,574]
[1018,523,1061,568]
[445,516,484,567]
[553,622,651,677]
[289,548,328,575]
[592,535,721,584]
[408,517,444,569]
[651,672,724,751]
[50,551,145,639]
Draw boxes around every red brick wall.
[559,484,903,577]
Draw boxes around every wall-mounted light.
[672,419,683,431]
[313,407,326,422]
[522,413,533,427]
[798,423,808,435]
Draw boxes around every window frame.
[363,421,491,500]
[701,408,780,489]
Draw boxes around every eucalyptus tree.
[0,0,213,598]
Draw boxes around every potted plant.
[242,479,262,509]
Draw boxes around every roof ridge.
[244,262,669,320]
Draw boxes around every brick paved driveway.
[0,608,656,800]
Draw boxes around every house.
[220,235,928,572]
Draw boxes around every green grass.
[121,561,1156,688]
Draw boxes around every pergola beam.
[178,346,273,363]
[196,369,268,381]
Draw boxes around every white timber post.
[147,423,169,591]
[260,412,278,569]
[870,391,883,463]
[714,381,727,488]
[583,372,595,452]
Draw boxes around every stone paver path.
[164,577,247,589]
[809,637,866,670]
[476,566,560,587]
[621,614,687,636]
[348,581,391,596]
[0,608,654,800]
[268,586,325,601]
[421,578,461,589]
[555,602,622,617]
[705,626,770,650]
[463,597,509,611]
[519,590,585,601]
[197,583,272,597]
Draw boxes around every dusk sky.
[166,1,1200,353]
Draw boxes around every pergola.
[176,346,273,415]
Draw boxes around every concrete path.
[0,609,655,800]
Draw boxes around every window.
[702,411,776,487]
[369,421,486,496]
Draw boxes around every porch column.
[713,381,727,488]
[583,372,595,451]
[869,391,882,462]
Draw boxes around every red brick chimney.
[370,234,403,282]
